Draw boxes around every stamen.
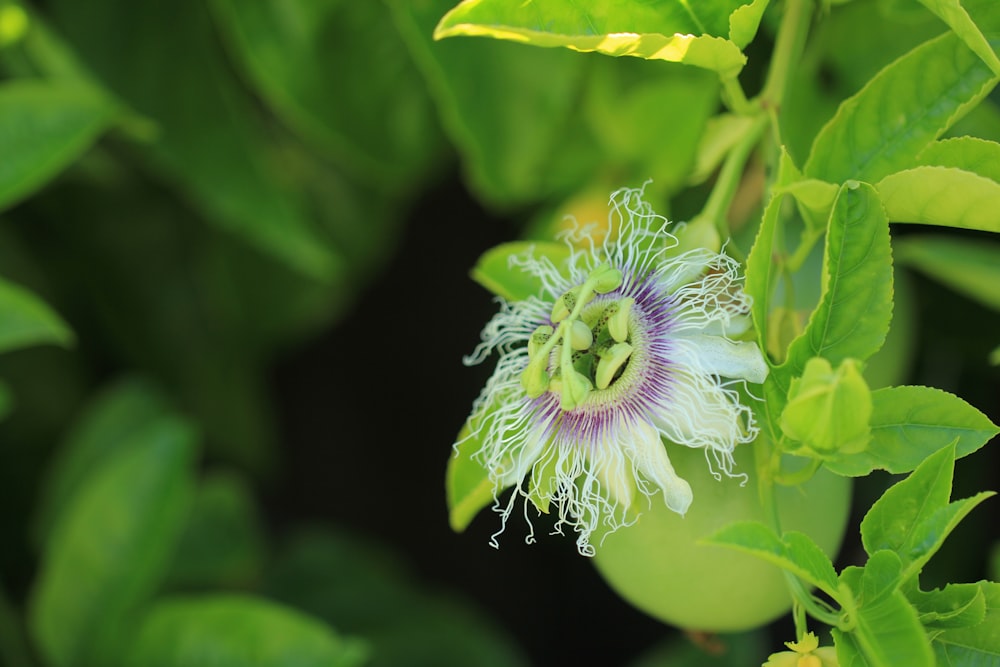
[559,369,593,411]
[608,297,633,343]
[568,320,593,350]
[595,342,634,389]
[528,325,553,358]
[520,356,550,398]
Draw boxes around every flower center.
[520,263,640,411]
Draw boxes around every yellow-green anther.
[568,320,593,351]
[528,325,554,358]
[608,297,634,343]
[589,263,623,294]
[596,342,633,389]
[559,370,593,411]
[520,356,550,398]
[551,288,579,323]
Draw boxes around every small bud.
[608,297,634,342]
[568,320,593,351]
[589,263,623,294]
[595,342,633,389]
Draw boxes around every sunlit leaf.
[29,416,197,667]
[435,0,750,77]
[705,521,841,599]
[916,0,1000,76]
[895,234,1000,310]
[127,595,367,667]
[826,385,999,476]
[931,581,1000,664]
[0,80,114,211]
[805,29,999,183]
[779,182,893,382]
[0,274,73,354]
[918,135,1000,182]
[877,166,1000,232]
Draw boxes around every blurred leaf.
[163,471,266,590]
[47,0,343,282]
[804,29,999,183]
[29,415,197,667]
[0,80,113,211]
[705,522,841,599]
[390,0,593,206]
[877,166,1000,232]
[32,377,173,546]
[126,595,367,667]
[779,182,893,382]
[0,273,73,354]
[909,582,987,629]
[825,385,999,476]
[895,234,1000,310]
[931,581,1000,663]
[211,0,444,191]
[266,527,528,667]
[471,240,570,301]
[446,422,496,533]
[0,379,11,421]
[435,0,750,77]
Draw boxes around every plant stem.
[761,0,813,111]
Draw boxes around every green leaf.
[48,0,342,281]
[446,422,497,533]
[392,0,591,205]
[918,136,1000,182]
[471,241,570,301]
[932,581,1000,664]
[434,0,750,77]
[876,166,1000,232]
[29,416,197,667]
[895,234,1000,310]
[0,274,73,354]
[32,378,173,546]
[127,595,367,667]
[210,0,443,191]
[838,587,935,667]
[705,521,840,599]
[909,582,988,629]
[916,0,1000,76]
[729,0,769,50]
[857,441,991,580]
[859,550,904,605]
[804,29,999,183]
[162,471,265,590]
[825,385,999,476]
[0,80,114,211]
[779,182,893,381]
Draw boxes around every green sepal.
[471,241,570,302]
[445,422,498,533]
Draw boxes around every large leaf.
[435,0,751,77]
[825,385,998,476]
[779,182,893,382]
[805,28,999,183]
[876,166,1000,232]
[211,0,444,191]
[0,274,73,354]
[0,80,114,211]
[47,0,342,281]
[918,136,1000,182]
[126,595,367,667]
[29,416,197,667]
[391,0,593,205]
[916,0,1000,76]
[894,234,1000,310]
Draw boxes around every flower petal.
[622,420,693,514]
[674,333,769,384]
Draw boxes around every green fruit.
[592,443,851,632]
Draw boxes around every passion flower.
[461,185,768,555]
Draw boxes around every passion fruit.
[592,443,850,631]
